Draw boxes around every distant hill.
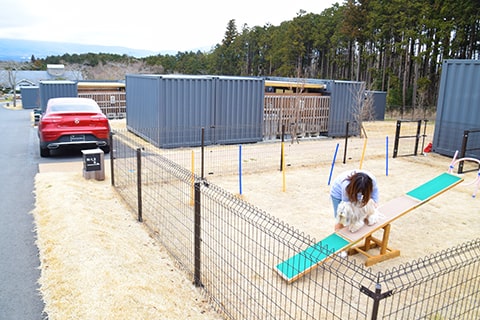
[0,38,171,61]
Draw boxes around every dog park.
[32,117,480,319]
[29,61,479,319]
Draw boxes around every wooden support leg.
[347,224,401,266]
[380,224,391,255]
[363,235,373,251]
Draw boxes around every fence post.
[458,130,469,174]
[109,132,115,187]
[421,120,428,153]
[193,181,203,287]
[393,120,401,158]
[136,147,143,223]
[413,120,422,156]
[360,283,393,320]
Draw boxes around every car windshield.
[49,104,99,113]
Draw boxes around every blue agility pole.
[328,143,340,185]
[238,145,243,196]
[386,136,389,176]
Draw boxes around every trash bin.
[82,148,105,181]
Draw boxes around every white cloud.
[0,0,340,52]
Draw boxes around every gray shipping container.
[214,76,264,144]
[126,74,264,148]
[328,80,364,137]
[20,86,40,109]
[39,80,78,112]
[366,90,387,121]
[432,59,480,158]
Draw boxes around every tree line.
[38,0,479,113]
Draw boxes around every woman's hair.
[345,172,373,206]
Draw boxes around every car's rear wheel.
[40,145,50,157]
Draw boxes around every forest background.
[3,0,480,115]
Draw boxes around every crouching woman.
[330,170,379,231]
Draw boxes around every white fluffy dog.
[336,199,380,233]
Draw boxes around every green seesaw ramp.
[275,233,349,282]
[275,172,463,283]
[406,172,462,202]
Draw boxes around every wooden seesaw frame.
[275,172,464,284]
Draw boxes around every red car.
[38,97,110,157]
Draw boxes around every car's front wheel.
[40,145,50,157]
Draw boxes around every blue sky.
[0,0,339,52]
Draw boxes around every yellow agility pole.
[282,142,286,192]
[190,150,195,206]
[359,124,368,169]
[359,138,368,169]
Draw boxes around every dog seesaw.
[274,172,463,284]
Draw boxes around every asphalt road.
[0,103,113,319]
[0,105,45,319]
[0,102,113,320]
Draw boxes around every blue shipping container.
[433,59,480,158]
[20,86,40,109]
[126,75,264,148]
[39,81,78,112]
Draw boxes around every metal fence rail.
[197,180,384,319]
[377,239,480,319]
[111,128,479,320]
[459,128,480,173]
[115,121,389,183]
